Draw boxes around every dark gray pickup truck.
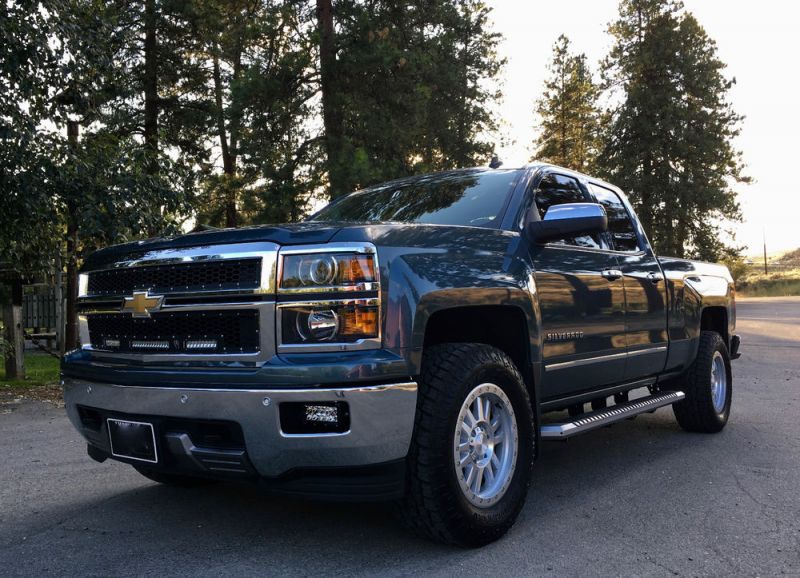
[63,163,740,546]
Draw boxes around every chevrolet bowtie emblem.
[122,291,164,318]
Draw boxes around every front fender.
[376,232,540,377]
[659,256,736,372]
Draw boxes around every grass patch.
[1,353,61,389]
[738,278,800,298]
[734,264,800,298]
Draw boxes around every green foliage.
[599,0,748,260]
[720,255,748,284]
[177,0,322,227]
[327,0,504,196]
[1,0,192,279]
[534,35,603,173]
[0,1,64,275]
[2,0,507,259]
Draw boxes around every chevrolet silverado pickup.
[63,163,741,546]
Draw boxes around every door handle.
[601,269,623,280]
[647,272,664,284]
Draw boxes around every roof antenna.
[489,154,503,169]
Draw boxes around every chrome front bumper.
[63,378,417,477]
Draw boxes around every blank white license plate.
[107,418,158,464]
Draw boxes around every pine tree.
[184,0,320,228]
[600,0,748,260]
[317,0,504,197]
[533,35,602,173]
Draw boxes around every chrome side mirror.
[526,203,608,243]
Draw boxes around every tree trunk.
[317,0,347,198]
[54,252,64,355]
[3,279,25,380]
[143,0,158,171]
[64,120,80,352]
[212,52,238,228]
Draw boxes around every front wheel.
[398,343,535,547]
[672,331,732,433]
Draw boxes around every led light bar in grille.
[130,340,170,350]
[87,310,260,354]
[185,339,219,351]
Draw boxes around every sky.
[487,0,800,256]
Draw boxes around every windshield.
[310,169,523,227]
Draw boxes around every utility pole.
[763,227,768,275]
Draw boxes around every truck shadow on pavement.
[6,411,732,576]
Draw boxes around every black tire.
[397,343,535,547]
[672,331,732,433]
[134,466,216,487]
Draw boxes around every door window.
[534,173,601,249]
[589,184,641,252]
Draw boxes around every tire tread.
[397,343,533,546]
[672,331,731,433]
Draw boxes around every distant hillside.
[778,248,800,265]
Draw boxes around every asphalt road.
[2,297,799,577]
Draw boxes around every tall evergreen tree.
[184,0,320,228]
[533,35,602,173]
[317,0,504,197]
[600,0,748,260]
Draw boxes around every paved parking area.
[1,297,799,577]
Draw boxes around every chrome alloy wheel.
[453,383,519,508]
[711,350,728,413]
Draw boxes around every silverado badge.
[122,290,164,318]
[545,331,585,342]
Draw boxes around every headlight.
[278,253,377,292]
[78,273,89,297]
[279,299,380,349]
[276,244,381,352]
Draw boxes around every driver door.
[529,172,627,400]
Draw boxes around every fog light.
[103,338,121,349]
[279,401,350,434]
[305,404,338,423]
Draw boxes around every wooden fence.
[23,291,58,331]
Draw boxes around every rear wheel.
[672,331,732,433]
[398,343,535,547]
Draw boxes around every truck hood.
[82,222,343,271]
[657,255,733,283]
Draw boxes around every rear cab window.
[588,183,642,252]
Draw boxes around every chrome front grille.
[86,258,262,297]
[78,242,278,362]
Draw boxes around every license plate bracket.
[107,418,158,464]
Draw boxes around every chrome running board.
[540,391,686,440]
